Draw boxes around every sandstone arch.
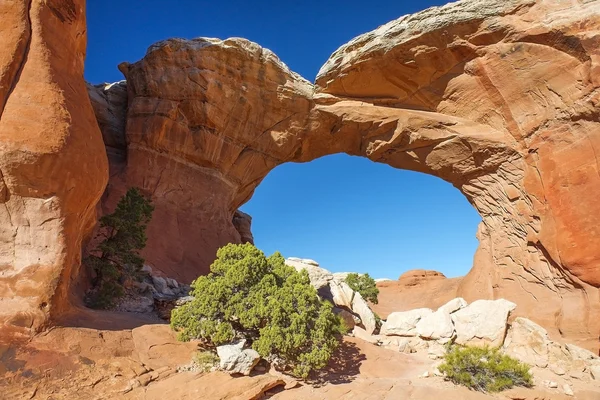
[91,0,599,351]
[0,0,598,354]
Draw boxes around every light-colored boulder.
[167,278,179,289]
[302,259,319,266]
[152,276,175,296]
[415,309,454,341]
[216,340,260,376]
[118,296,154,313]
[590,364,600,381]
[152,276,168,292]
[438,298,468,314]
[565,343,598,361]
[353,326,380,345]
[563,384,574,396]
[504,317,550,368]
[142,265,153,274]
[330,280,355,308]
[381,308,433,337]
[352,292,377,334]
[285,258,332,289]
[451,299,516,347]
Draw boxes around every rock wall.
[0,0,108,337]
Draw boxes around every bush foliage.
[193,351,220,373]
[439,345,533,393]
[85,187,154,309]
[171,243,345,378]
[345,273,379,304]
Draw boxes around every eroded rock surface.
[1,0,598,355]
[89,0,600,353]
[0,0,108,337]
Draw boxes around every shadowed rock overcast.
[85,0,481,279]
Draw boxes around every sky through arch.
[241,154,481,280]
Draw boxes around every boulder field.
[0,0,599,359]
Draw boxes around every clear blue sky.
[85,0,481,279]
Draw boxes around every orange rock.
[87,0,600,352]
[397,270,447,287]
[0,0,108,338]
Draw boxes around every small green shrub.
[439,345,533,393]
[193,351,219,372]
[345,273,379,304]
[85,187,154,309]
[171,243,345,379]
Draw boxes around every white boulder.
[285,258,332,289]
[352,292,377,334]
[216,340,260,376]
[437,297,467,314]
[380,308,433,336]
[451,299,516,347]
[329,280,354,308]
[415,309,454,341]
[504,317,550,368]
[152,276,175,296]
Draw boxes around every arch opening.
[241,153,481,280]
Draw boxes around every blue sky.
[86,0,481,279]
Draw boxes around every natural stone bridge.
[1,0,599,353]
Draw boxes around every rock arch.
[0,0,598,353]
[94,0,600,351]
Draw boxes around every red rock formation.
[0,0,108,337]
[90,0,599,351]
[233,210,254,245]
[373,274,461,320]
[92,38,313,282]
[1,0,597,355]
[397,270,447,287]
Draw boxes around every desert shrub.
[171,243,345,379]
[193,350,219,372]
[439,345,533,393]
[345,273,379,304]
[85,187,154,309]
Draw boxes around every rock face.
[87,81,128,163]
[352,292,377,335]
[92,37,313,282]
[397,270,447,287]
[90,1,600,351]
[285,258,378,333]
[232,210,254,244]
[381,308,433,337]
[0,0,108,337]
[504,317,600,382]
[451,299,516,347]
